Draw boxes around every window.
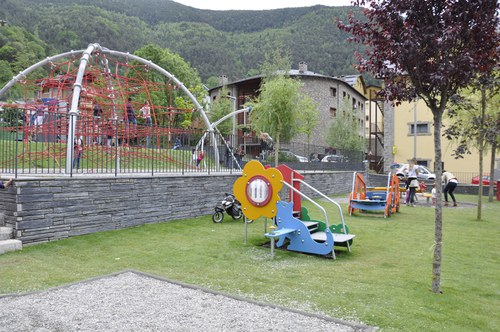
[409,123,430,134]
[330,87,337,97]
[330,107,337,117]
[417,160,429,167]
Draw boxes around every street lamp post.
[227,95,237,148]
[413,98,417,160]
[243,108,247,155]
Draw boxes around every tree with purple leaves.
[338,0,499,294]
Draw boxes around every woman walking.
[405,159,419,207]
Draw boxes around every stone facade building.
[208,62,367,152]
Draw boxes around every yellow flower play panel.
[233,160,283,220]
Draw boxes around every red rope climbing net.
[0,50,204,173]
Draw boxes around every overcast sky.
[173,0,355,11]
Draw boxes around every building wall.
[295,76,366,148]
[393,99,495,175]
[0,171,354,245]
[209,68,367,150]
[383,102,395,173]
[298,76,338,147]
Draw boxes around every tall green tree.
[339,0,499,293]
[296,95,319,159]
[208,86,233,137]
[0,25,48,100]
[250,51,303,165]
[444,71,500,212]
[326,98,364,151]
[134,44,205,128]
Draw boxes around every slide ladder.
[266,165,355,259]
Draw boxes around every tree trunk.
[274,131,280,167]
[431,110,443,294]
[477,88,486,220]
[307,134,311,161]
[488,141,496,202]
[478,148,484,220]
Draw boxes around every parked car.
[396,164,436,181]
[471,175,498,186]
[279,151,308,162]
[321,154,348,163]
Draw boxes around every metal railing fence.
[0,111,366,176]
[452,172,498,185]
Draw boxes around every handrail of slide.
[351,172,357,198]
[351,171,367,199]
[295,179,348,235]
[385,172,392,218]
[281,181,330,230]
[386,172,391,197]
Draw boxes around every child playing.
[196,150,205,168]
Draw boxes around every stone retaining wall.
[0,171,354,245]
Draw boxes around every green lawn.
[0,194,498,331]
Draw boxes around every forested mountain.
[0,0,367,84]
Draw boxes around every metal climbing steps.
[302,221,319,233]
[310,231,356,244]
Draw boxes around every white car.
[279,150,308,162]
[295,154,309,162]
[396,164,436,181]
[321,154,348,163]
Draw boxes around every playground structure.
[348,171,401,218]
[0,43,224,174]
[233,160,355,259]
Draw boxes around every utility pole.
[413,98,418,160]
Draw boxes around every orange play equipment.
[348,172,400,218]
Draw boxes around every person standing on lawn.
[405,158,419,207]
[442,170,458,207]
[196,150,205,169]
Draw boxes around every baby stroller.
[212,193,242,223]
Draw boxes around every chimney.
[219,75,228,86]
[298,61,308,73]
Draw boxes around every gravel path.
[0,270,375,332]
